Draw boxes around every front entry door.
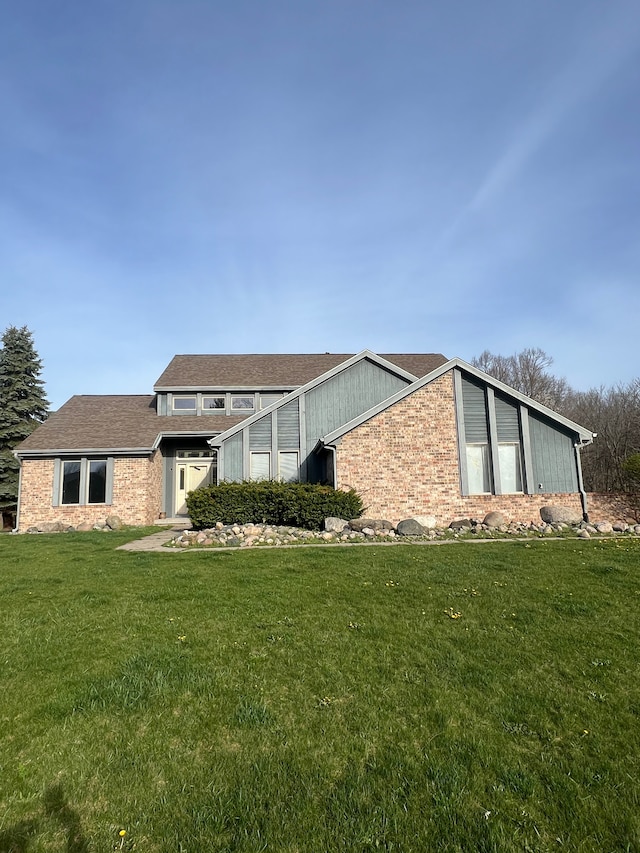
[175,461,214,516]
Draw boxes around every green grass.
[1,530,639,852]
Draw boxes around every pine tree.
[0,326,49,507]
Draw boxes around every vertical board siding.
[461,378,489,442]
[222,433,243,482]
[249,417,272,450]
[277,399,300,449]
[495,395,521,442]
[529,414,578,493]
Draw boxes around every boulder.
[595,521,613,534]
[539,505,582,525]
[349,518,394,533]
[577,529,591,539]
[449,518,473,530]
[411,515,437,530]
[76,521,93,532]
[483,511,506,528]
[396,518,426,536]
[324,517,348,533]
[106,515,123,530]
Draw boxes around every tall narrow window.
[250,452,270,480]
[88,460,107,503]
[466,445,491,494]
[498,444,522,493]
[278,451,299,483]
[62,461,81,504]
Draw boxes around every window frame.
[249,451,271,481]
[231,395,255,411]
[277,450,299,483]
[172,395,197,411]
[53,457,114,507]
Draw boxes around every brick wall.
[335,372,585,526]
[586,492,639,524]
[17,453,164,531]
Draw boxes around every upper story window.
[202,396,225,410]
[173,396,197,411]
[231,396,254,410]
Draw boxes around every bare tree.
[472,347,569,410]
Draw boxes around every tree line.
[472,348,640,493]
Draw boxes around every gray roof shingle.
[16,396,245,454]
[154,353,447,389]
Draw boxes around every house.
[14,350,596,531]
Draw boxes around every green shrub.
[186,481,364,530]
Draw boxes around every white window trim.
[277,451,299,482]
[249,451,271,480]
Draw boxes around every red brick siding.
[17,453,164,530]
[335,372,585,526]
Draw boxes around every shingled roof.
[17,351,450,454]
[154,353,448,389]
[16,396,245,454]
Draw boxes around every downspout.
[575,435,594,522]
[327,444,338,487]
[12,451,22,533]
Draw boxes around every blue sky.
[2,0,639,410]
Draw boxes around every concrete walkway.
[117,522,191,552]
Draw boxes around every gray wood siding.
[277,399,300,449]
[461,378,488,442]
[529,414,578,493]
[249,417,272,450]
[495,395,520,442]
[222,433,243,482]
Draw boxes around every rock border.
[166,515,640,550]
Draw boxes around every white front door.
[175,461,214,516]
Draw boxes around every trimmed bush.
[186,481,364,531]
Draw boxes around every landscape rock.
[595,521,614,534]
[349,518,393,532]
[106,515,123,530]
[483,511,506,528]
[540,505,582,525]
[396,518,426,536]
[324,517,348,533]
[411,515,437,530]
[577,529,591,539]
[449,518,473,530]
[76,521,93,532]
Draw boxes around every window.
[466,445,491,494]
[176,449,215,459]
[203,396,225,410]
[498,444,522,493]
[173,396,197,410]
[250,452,270,480]
[231,396,254,410]
[278,451,299,483]
[88,460,107,503]
[55,458,113,506]
[61,460,81,504]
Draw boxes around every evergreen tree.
[0,326,49,507]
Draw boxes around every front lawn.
[1,530,639,851]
